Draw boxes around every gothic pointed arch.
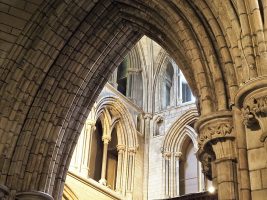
[161,108,201,198]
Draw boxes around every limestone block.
[261,168,267,189]
[246,129,264,150]
[251,189,267,200]
[250,170,262,190]
[248,147,267,170]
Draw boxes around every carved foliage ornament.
[198,121,233,149]
[242,95,267,142]
[242,96,267,124]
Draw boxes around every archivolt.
[162,108,199,153]
[96,96,138,149]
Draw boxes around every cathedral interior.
[0,1,267,200]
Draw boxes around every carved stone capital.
[86,120,95,126]
[128,147,137,154]
[195,111,234,152]
[174,152,182,159]
[102,135,111,144]
[196,111,234,180]
[162,151,172,159]
[116,144,126,153]
[235,77,267,144]
[144,113,153,120]
[16,191,54,200]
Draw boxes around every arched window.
[117,59,128,96]
[106,128,118,190]
[89,120,103,181]
[179,140,198,195]
[154,116,163,136]
[162,62,174,109]
[115,55,143,108]
[179,70,193,103]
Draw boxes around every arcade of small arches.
[0,1,267,200]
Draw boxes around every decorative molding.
[198,120,234,149]
[174,152,182,160]
[128,147,137,154]
[195,111,234,151]
[86,120,96,126]
[162,151,172,159]
[116,144,126,153]
[195,111,234,180]
[102,135,111,143]
[235,77,267,144]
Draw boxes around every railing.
[160,191,218,200]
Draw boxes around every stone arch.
[68,95,138,198]
[0,1,246,199]
[162,109,199,153]
[95,96,138,149]
[155,55,175,111]
[161,108,200,198]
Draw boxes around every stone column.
[126,147,137,200]
[162,151,172,198]
[80,120,95,178]
[174,152,182,197]
[235,77,267,200]
[99,135,110,185]
[116,144,126,193]
[126,70,134,98]
[16,191,53,200]
[196,111,238,200]
[0,184,9,200]
[143,113,152,200]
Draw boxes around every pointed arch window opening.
[115,56,143,108]
[178,69,195,104]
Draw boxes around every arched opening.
[179,139,198,195]
[162,62,174,109]
[180,70,193,103]
[117,58,129,96]
[106,128,118,190]
[114,50,144,108]
[89,119,103,181]
[133,71,143,107]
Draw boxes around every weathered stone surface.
[0,0,267,199]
